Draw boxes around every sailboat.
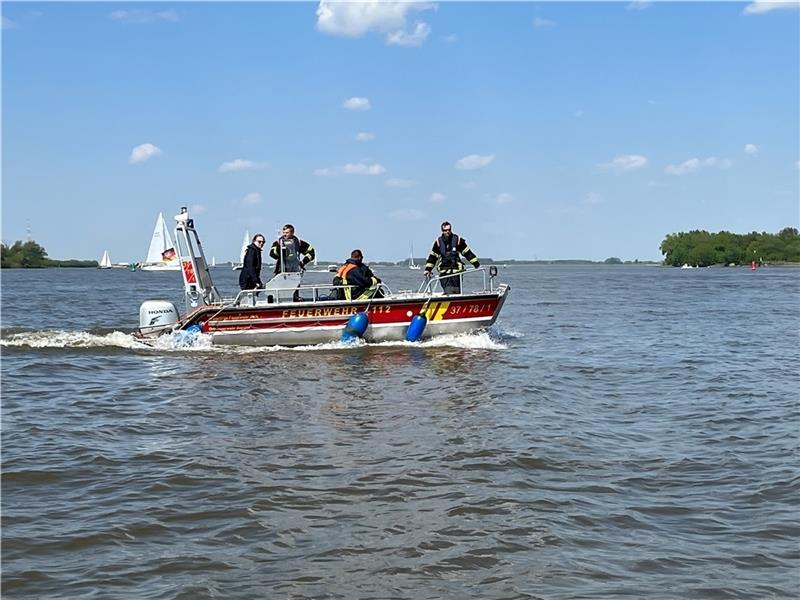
[98,250,112,269]
[232,230,250,271]
[211,256,216,268]
[140,212,181,271]
[408,244,421,270]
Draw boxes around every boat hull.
[177,286,510,346]
[140,263,181,272]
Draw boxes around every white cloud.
[460,181,478,190]
[585,192,604,205]
[442,33,458,43]
[665,158,701,175]
[316,1,436,46]
[191,204,207,215]
[430,192,447,203]
[386,178,418,188]
[796,160,800,170]
[743,1,800,15]
[626,1,652,10]
[355,132,375,142]
[664,156,733,175]
[532,17,555,28]
[574,109,584,118]
[455,154,495,170]
[241,192,263,206]
[490,193,514,205]
[109,9,179,24]
[389,208,425,221]
[219,159,270,172]
[129,143,162,164]
[702,157,733,169]
[315,162,386,176]
[2,16,18,29]
[599,154,648,174]
[345,162,385,175]
[744,143,759,156]
[386,21,431,47]
[343,97,371,111]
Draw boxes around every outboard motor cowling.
[139,301,180,333]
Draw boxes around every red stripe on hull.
[187,294,503,333]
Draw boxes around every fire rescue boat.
[135,208,511,347]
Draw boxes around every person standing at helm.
[239,234,266,290]
[332,249,383,300]
[269,224,315,275]
[424,221,480,295]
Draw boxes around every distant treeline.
[1,240,96,268]
[379,258,658,267]
[660,227,800,267]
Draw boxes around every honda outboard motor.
[139,300,180,334]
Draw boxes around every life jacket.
[332,262,358,300]
[336,262,357,281]
[279,237,302,272]
[437,234,463,271]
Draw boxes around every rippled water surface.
[2,266,798,599]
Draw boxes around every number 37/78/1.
[449,304,491,315]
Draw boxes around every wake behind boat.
[136,208,511,347]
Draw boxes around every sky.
[2,1,799,263]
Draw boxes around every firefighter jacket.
[424,233,480,275]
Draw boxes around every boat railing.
[418,266,498,295]
[220,267,499,307]
[230,282,394,307]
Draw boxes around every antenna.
[26,220,31,242]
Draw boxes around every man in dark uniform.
[269,224,315,275]
[424,221,480,295]
[332,249,382,300]
[239,234,265,290]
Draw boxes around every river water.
[2,265,798,599]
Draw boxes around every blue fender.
[405,314,427,342]
[172,323,202,348]
[341,312,369,342]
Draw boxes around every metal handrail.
[231,281,393,306]
[417,266,495,295]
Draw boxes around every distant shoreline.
[6,260,800,269]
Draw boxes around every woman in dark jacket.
[238,234,265,290]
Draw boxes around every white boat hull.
[140,263,181,272]
[140,286,510,347]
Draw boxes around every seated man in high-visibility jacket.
[332,249,382,300]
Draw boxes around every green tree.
[661,227,800,265]
[1,240,49,268]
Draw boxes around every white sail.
[141,212,180,271]
[240,230,250,264]
[211,256,216,267]
[233,230,250,270]
[409,244,421,270]
[99,250,112,269]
